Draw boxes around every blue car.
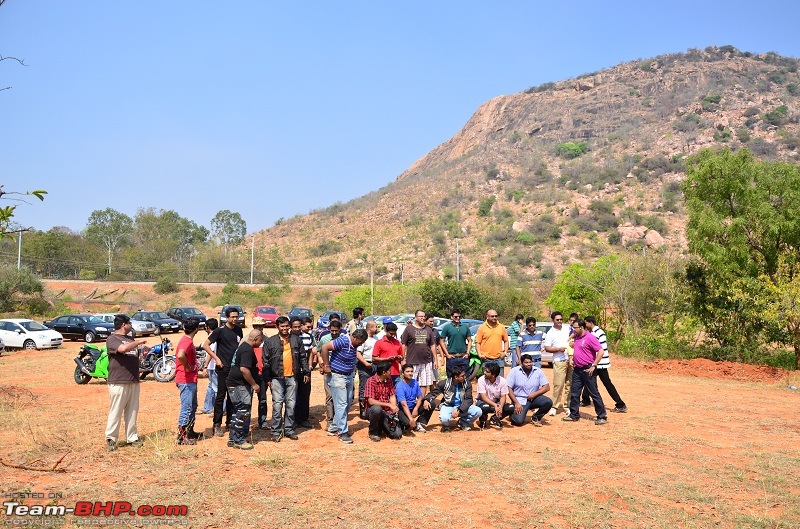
[316,310,348,330]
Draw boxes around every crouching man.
[424,367,482,432]
[364,363,402,442]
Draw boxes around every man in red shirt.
[175,317,203,445]
[364,363,401,442]
[372,321,404,385]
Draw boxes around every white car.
[0,319,63,350]
[95,313,157,338]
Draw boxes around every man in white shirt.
[543,311,572,416]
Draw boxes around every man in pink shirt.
[562,319,607,425]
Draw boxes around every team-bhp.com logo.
[4,500,188,524]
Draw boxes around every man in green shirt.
[439,309,472,375]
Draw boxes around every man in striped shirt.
[321,328,368,444]
[580,316,627,413]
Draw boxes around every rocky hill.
[258,46,800,284]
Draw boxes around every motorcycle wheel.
[74,365,91,385]
[153,356,176,382]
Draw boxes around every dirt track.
[1,336,799,528]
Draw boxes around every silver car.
[95,313,157,338]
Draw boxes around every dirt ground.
[1,333,799,529]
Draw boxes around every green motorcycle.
[74,343,109,384]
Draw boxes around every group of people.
[101,306,627,450]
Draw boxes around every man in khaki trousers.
[543,311,572,415]
[105,314,148,451]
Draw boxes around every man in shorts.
[400,310,437,395]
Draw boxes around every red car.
[254,306,280,327]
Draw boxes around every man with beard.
[226,329,264,450]
[506,354,552,427]
[364,363,402,442]
[563,319,607,425]
[202,307,243,437]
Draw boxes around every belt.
[331,368,352,376]
[575,364,593,370]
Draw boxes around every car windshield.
[292,309,311,316]
[20,321,48,331]
[322,311,339,318]
[258,307,277,315]
[155,312,170,319]
[184,308,203,315]
[85,316,106,324]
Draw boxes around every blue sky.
[2,1,799,234]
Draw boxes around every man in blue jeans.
[320,329,368,444]
[506,354,553,427]
[263,316,309,442]
[423,367,482,432]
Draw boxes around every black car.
[219,304,246,327]
[166,306,208,329]
[132,310,182,335]
[43,314,114,343]
[288,307,313,322]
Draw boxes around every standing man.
[543,311,571,416]
[264,316,309,442]
[439,309,472,376]
[356,320,378,419]
[563,319,607,425]
[364,363,402,442]
[199,318,219,415]
[315,319,342,432]
[372,321,404,385]
[506,354,552,426]
[580,316,627,413]
[476,363,515,429]
[515,317,544,368]
[425,314,445,381]
[250,316,268,430]
[424,367,482,432]
[506,314,524,367]
[400,310,437,395]
[202,307,243,437]
[175,317,202,445]
[295,316,316,428]
[320,329,368,444]
[347,307,365,334]
[475,310,509,374]
[395,364,433,434]
[225,329,264,450]
[104,314,147,451]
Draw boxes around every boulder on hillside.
[644,229,665,248]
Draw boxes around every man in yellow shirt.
[475,310,509,375]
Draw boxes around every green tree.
[128,208,209,274]
[210,210,246,251]
[0,264,44,312]
[84,208,133,275]
[683,148,800,364]
[417,279,489,319]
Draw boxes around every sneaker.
[562,416,579,422]
[272,435,282,443]
[457,422,472,431]
[327,429,339,436]
[490,416,503,429]
[106,439,118,452]
[227,440,235,447]
[580,401,591,407]
[531,417,543,427]
[369,434,382,442]
[338,434,354,444]
[127,438,143,448]
[595,418,608,425]
[198,409,211,414]
[612,406,628,413]
[233,442,254,450]
[213,426,224,437]
[285,432,299,441]
[415,423,427,433]
[177,437,196,446]
[548,409,557,417]
[478,417,487,430]
[441,426,451,433]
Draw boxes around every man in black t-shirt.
[226,329,263,450]
[202,307,243,437]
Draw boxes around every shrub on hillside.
[556,141,589,159]
[154,277,180,295]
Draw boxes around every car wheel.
[84,331,95,343]
[23,339,37,350]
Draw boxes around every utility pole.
[370,261,374,315]
[250,235,255,285]
[17,230,22,270]
[400,262,404,286]
[456,241,460,281]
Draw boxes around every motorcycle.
[73,337,176,384]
